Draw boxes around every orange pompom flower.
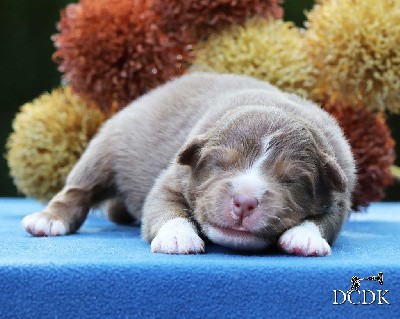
[52,0,192,112]
[324,101,396,210]
[153,0,283,40]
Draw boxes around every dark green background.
[0,0,399,199]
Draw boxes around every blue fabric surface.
[1,198,399,318]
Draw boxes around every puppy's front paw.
[151,217,205,254]
[22,212,68,237]
[278,221,331,257]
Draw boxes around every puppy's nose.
[232,194,259,218]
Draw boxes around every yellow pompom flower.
[305,0,400,112]
[192,18,315,98]
[6,87,106,201]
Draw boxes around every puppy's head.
[178,107,348,250]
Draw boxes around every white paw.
[22,212,68,237]
[151,218,205,254]
[278,221,331,257]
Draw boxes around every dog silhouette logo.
[347,272,384,295]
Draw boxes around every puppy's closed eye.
[213,147,242,170]
[275,159,312,181]
[277,161,317,199]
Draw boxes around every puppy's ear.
[319,151,348,193]
[178,135,208,167]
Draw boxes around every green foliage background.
[0,0,398,199]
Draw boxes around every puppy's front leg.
[278,220,331,257]
[278,208,348,257]
[141,168,204,255]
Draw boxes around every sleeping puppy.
[22,72,356,256]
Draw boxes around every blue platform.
[1,198,399,318]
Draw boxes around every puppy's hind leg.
[105,198,136,225]
[22,132,116,236]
